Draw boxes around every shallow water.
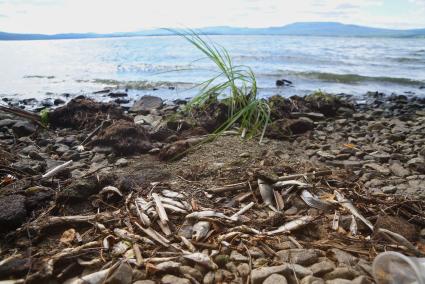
[0,35,424,101]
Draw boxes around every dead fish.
[300,189,332,210]
[334,190,373,230]
[183,252,218,270]
[99,186,123,197]
[258,179,278,212]
[350,215,358,235]
[160,196,187,210]
[273,180,310,188]
[162,203,188,214]
[185,211,234,221]
[192,221,210,241]
[111,241,131,257]
[332,210,340,231]
[266,216,314,235]
[162,189,185,199]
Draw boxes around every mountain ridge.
[1,22,425,40]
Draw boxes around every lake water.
[1,35,425,102]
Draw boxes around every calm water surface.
[0,35,424,101]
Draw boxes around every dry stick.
[206,170,334,193]
[152,193,169,225]
[81,119,109,146]
[42,160,73,179]
[378,228,423,256]
[231,202,255,220]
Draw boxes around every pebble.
[309,261,336,276]
[161,274,190,284]
[323,267,359,280]
[389,162,410,177]
[263,273,288,284]
[276,249,320,266]
[301,275,325,284]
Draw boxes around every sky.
[0,0,424,34]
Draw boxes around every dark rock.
[289,117,315,134]
[105,262,132,284]
[109,91,128,98]
[0,118,18,128]
[373,215,417,242]
[24,186,55,211]
[114,98,130,104]
[276,79,293,87]
[130,95,163,114]
[40,98,54,107]
[12,121,36,137]
[94,120,152,156]
[0,258,31,279]
[54,98,66,105]
[276,249,320,266]
[0,194,27,232]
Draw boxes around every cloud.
[0,0,423,33]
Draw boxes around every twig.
[42,160,73,179]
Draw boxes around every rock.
[364,163,390,175]
[329,249,358,266]
[161,274,190,284]
[325,279,352,284]
[373,215,417,242]
[251,264,312,284]
[323,267,359,280]
[0,258,31,279]
[230,250,249,262]
[58,177,98,201]
[41,98,54,107]
[131,95,163,114]
[134,114,162,127]
[179,266,203,282]
[407,157,425,173]
[54,98,66,105]
[12,121,36,137]
[309,261,336,276]
[203,271,215,284]
[0,118,18,128]
[155,261,180,273]
[0,194,27,232]
[263,274,288,284]
[276,249,320,266]
[115,158,129,167]
[109,91,128,98]
[25,186,55,211]
[301,275,325,284]
[105,262,132,284]
[289,117,315,134]
[276,79,293,86]
[389,162,410,177]
[133,281,155,284]
[237,263,250,277]
[352,276,373,284]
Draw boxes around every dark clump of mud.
[93,120,152,156]
[49,97,127,129]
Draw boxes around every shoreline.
[0,91,424,283]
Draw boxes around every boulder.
[131,96,163,114]
[263,274,288,284]
[0,194,27,232]
[12,121,36,137]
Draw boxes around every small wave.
[92,79,194,90]
[117,63,193,73]
[287,71,425,86]
[23,75,55,79]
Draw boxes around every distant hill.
[2,22,425,40]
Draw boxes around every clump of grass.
[40,108,49,126]
[173,29,270,142]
